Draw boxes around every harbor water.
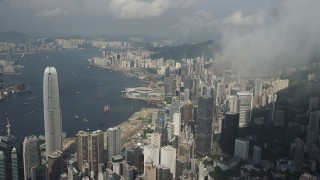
[0,49,151,140]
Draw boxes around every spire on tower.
[6,117,11,137]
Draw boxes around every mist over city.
[0,0,320,180]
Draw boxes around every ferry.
[104,104,110,112]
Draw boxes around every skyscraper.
[48,151,63,180]
[307,111,320,146]
[89,130,104,174]
[195,95,214,157]
[220,112,240,155]
[254,79,262,97]
[23,135,39,180]
[160,146,176,178]
[107,127,121,161]
[237,91,252,127]
[76,130,104,174]
[234,138,249,160]
[0,119,22,180]
[156,164,173,180]
[173,112,181,136]
[43,67,62,157]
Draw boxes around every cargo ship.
[104,104,110,112]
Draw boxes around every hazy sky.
[0,0,271,37]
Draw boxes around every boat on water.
[21,54,24,58]
[99,121,105,126]
[104,104,110,112]
[83,117,88,122]
[23,102,30,105]
[75,91,80,94]
[75,115,79,119]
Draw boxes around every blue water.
[0,49,150,140]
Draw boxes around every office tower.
[125,144,142,172]
[31,165,48,180]
[0,120,22,180]
[268,102,276,123]
[43,67,63,157]
[234,138,249,160]
[216,83,226,103]
[167,123,175,142]
[176,156,188,178]
[156,164,173,180]
[195,95,214,157]
[274,110,285,126]
[48,150,63,180]
[253,145,262,165]
[160,146,176,178]
[144,145,160,171]
[0,152,4,179]
[181,102,193,126]
[11,148,18,180]
[173,112,181,136]
[144,159,156,180]
[23,135,39,180]
[237,91,252,127]
[307,111,320,146]
[67,166,81,180]
[293,138,304,170]
[220,112,240,155]
[155,110,167,146]
[178,126,194,162]
[76,130,104,174]
[184,88,190,101]
[228,96,240,113]
[164,75,176,99]
[254,79,262,97]
[150,132,162,148]
[107,127,121,161]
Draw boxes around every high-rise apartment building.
[76,130,104,174]
[195,95,214,157]
[23,135,39,180]
[43,67,63,157]
[107,127,121,161]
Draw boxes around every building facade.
[43,67,63,157]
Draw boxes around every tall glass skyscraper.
[43,67,62,157]
[195,95,214,157]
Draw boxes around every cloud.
[175,0,320,74]
[35,8,69,18]
[110,0,194,19]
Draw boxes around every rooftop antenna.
[6,117,11,137]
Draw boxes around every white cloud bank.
[110,0,194,19]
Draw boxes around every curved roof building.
[43,67,62,157]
